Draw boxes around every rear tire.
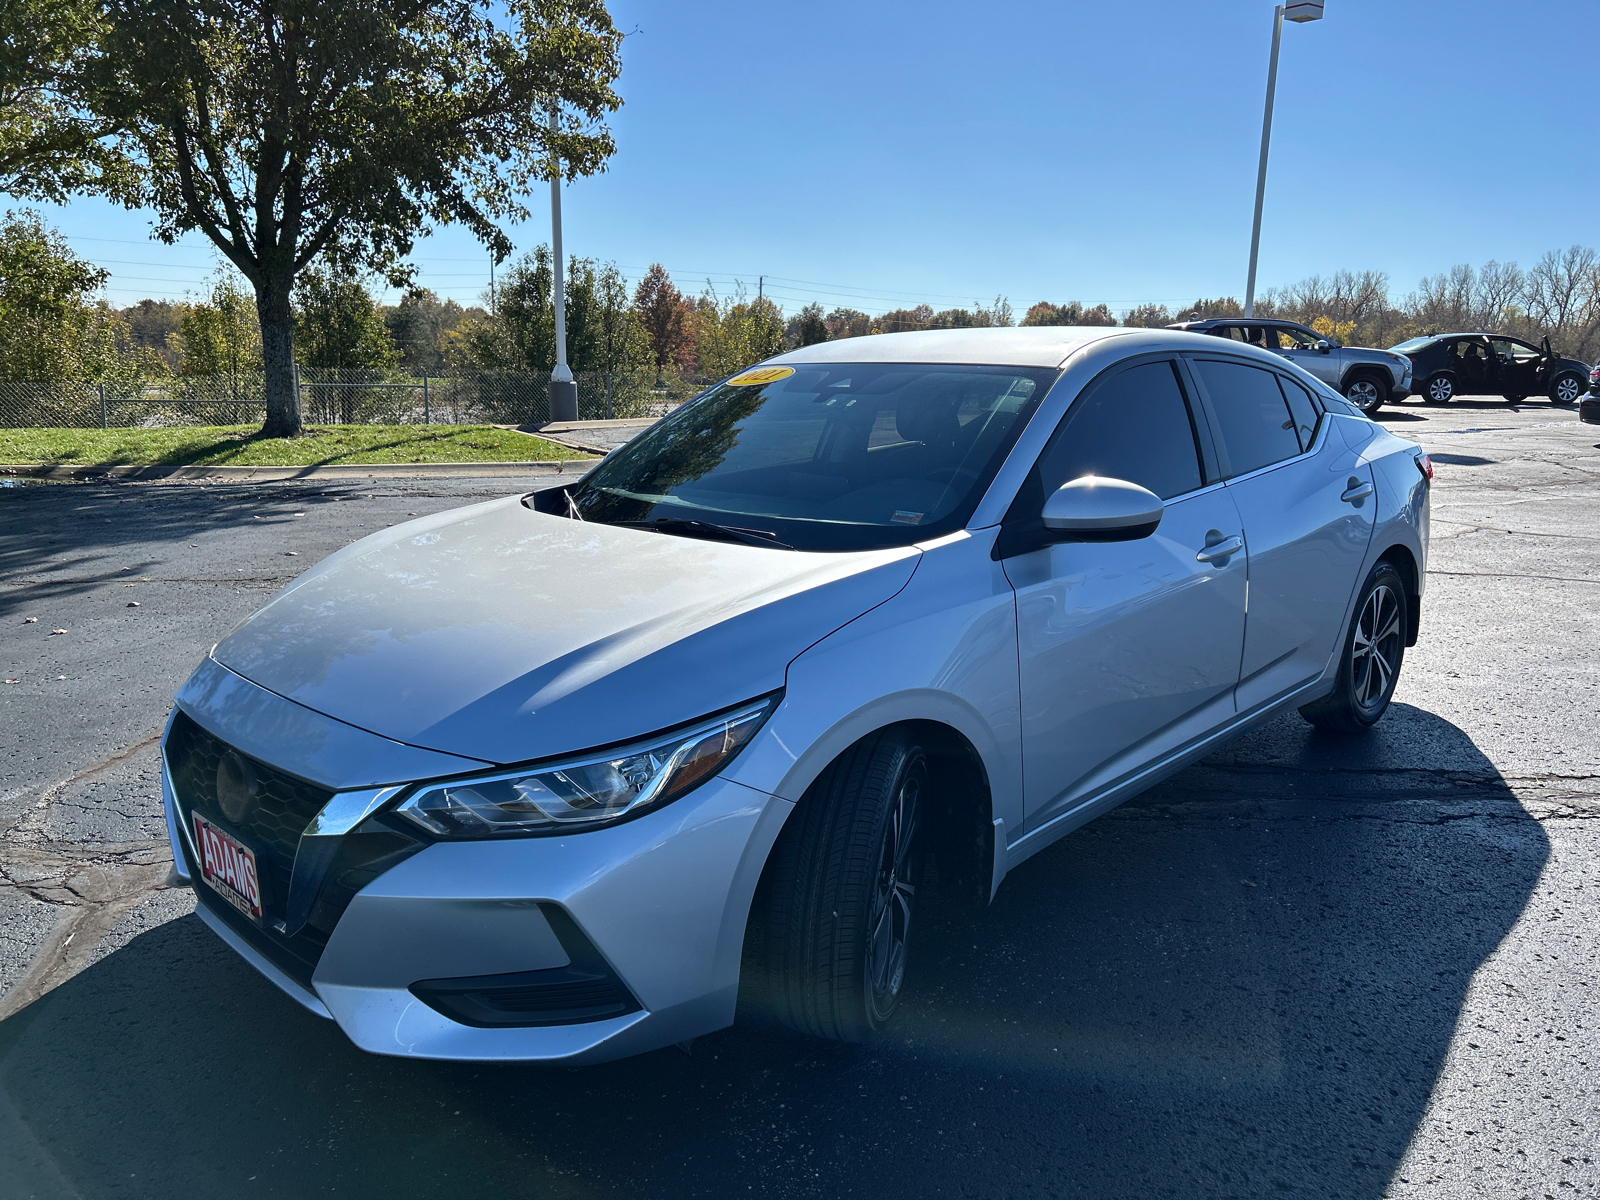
[747,729,926,1042]
[1421,374,1455,405]
[1300,562,1407,734]
[1502,394,1526,403]
[1550,372,1584,405]
[1343,372,1387,416]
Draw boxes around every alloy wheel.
[1555,375,1582,403]
[1427,376,1454,403]
[1351,583,1403,712]
[1346,378,1381,411]
[865,769,920,1023]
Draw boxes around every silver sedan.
[163,326,1431,1063]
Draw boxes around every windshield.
[540,362,1055,551]
[1389,337,1434,353]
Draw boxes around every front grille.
[166,711,425,989]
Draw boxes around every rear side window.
[1191,358,1302,477]
[1038,359,1204,500]
[1278,377,1321,450]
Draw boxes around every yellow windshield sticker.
[726,365,795,387]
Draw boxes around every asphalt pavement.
[1,399,1596,1199]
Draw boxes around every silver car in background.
[1170,317,1413,415]
[162,327,1431,1064]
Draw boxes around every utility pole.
[758,276,763,305]
[547,101,578,423]
[1244,1,1324,318]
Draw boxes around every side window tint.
[1038,360,1203,500]
[1278,377,1321,450]
[1191,359,1302,477]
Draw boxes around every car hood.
[210,497,920,766]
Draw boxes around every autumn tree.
[633,263,693,374]
[1120,302,1172,328]
[74,0,623,436]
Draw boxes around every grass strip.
[0,424,588,467]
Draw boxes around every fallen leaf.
[189,543,199,547]
[127,601,140,608]
[4,680,18,685]
[56,675,66,680]
[23,616,38,623]
[284,551,299,556]
[50,628,67,635]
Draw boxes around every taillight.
[1589,366,1600,384]
[1416,453,1433,483]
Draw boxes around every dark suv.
[1390,333,1590,405]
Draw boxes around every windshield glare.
[548,363,1055,551]
[1389,337,1433,352]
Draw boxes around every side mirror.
[1041,476,1163,542]
[1315,338,1334,353]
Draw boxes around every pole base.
[548,379,578,423]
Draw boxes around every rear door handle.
[1195,534,1243,563]
[1341,477,1374,504]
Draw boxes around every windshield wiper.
[618,517,794,551]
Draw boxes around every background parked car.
[1390,333,1589,405]
[1167,318,1410,416]
[1580,360,1600,424]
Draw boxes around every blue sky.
[24,0,1600,316]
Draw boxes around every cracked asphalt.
[1,401,1597,1199]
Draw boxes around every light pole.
[547,101,578,423]
[1244,1,1323,318]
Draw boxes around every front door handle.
[1195,534,1243,563]
[1341,477,1374,504]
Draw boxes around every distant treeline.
[5,207,1599,389]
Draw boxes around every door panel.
[1007,487,1248,829]
[1227,425,1377,711]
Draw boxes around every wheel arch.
[1375,542,1422,646]
[1339,363,1392,392]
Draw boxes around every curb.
[1,460,596,482]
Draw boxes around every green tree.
[1120,302,1172,328]
[293,265,399,371]
[178,267,261,378]
[382,288,476,374]
[692,286,787,378]
[77,0,623,436]
[0,208,126,382]
[1021,300,1112,327]
[0,0,129,202]
[792,301,829,346]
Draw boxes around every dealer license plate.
[191,811,263,922]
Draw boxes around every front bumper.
[1580,394,1600,425]
[164,679,796,1064]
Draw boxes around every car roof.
[771,326,1137,369]
[1168,317,1301,329]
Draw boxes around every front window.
[1490,337,1540,361]
[540,363,1056,551]
[1274,326,1322,350]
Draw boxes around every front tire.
[1300,562,1408,733]
[748,730,925,1042]
[1421,374,1455,404]
[1343,372,1388,416]
[1502,393,1526,403]
[1551,372,1584,405]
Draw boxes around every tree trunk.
[258,278,301,437]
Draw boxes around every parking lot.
[1,399,1597,1199]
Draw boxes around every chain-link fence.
[0,367,717,430]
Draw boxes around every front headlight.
[394,696,777,838]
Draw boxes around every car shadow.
[0,704,1544,1199]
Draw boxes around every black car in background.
[1391,332,1590,405]
[1579,361,1600,425]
